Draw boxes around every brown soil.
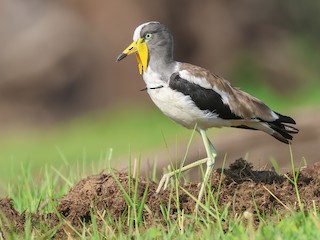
[1,159,320,238]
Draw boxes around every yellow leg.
[195,129,217,211]
[156,128,217,212]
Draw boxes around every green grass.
[2,152,319,239]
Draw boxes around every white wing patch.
[179,70,212,89]
[271,111,280,120]
[212,86,230,105]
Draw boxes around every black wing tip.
[269,121,298,144]
[272,133,291,144]
[268,111,298,143]
[275,111,296,124]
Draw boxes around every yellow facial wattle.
[136,39,148,74]
[135,54,143,74]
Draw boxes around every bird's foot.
[156,172,174,194]
[156,158,210,194]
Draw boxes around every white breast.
[142,68,220,129]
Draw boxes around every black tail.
[268,112,299,144]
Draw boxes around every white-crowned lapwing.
[117,22,298,209]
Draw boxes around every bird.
[116,21,298,209]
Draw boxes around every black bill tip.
[116,53,127,62]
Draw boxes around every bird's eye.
[145,33,153,40]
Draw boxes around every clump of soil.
[1,158,320,238]
[0,199,25,233]
[222,158,285,184]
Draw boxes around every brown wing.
[178,63,277,121]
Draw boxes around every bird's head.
[116,22,173,74]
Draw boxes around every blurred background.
[0,0,319,191]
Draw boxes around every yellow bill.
[116,38,149,74]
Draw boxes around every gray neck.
[147,46,176,79]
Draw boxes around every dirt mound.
[1,159,320,238]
